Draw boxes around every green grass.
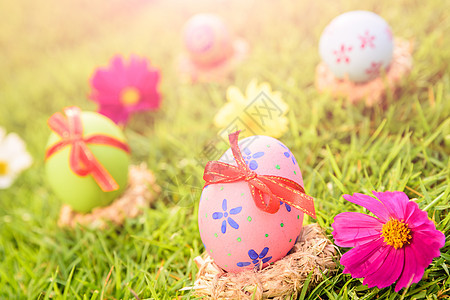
[0,0,449,298]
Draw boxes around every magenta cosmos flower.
[332,191,445,292]
[89,55,161,124]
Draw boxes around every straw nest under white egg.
[316,38,413,106]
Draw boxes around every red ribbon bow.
[203,131,316,218]
[45,106,130,192]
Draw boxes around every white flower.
[0,127,33,189]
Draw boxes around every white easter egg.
[319,11,394,83]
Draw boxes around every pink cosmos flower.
[332,191,445,292]
[89,55,161,125]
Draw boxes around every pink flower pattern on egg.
[237,247,272,270]
[333,44,353,64]
[359,30,375,49]
[365,61,383,78]
[242,148,265,170]
[198,136,305,273]
[319,11,394,83]
[212,199,241,234]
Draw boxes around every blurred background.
[2,0,447,157]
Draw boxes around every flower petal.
[249,160,258,170]
[227,86,246,104]
[221,220,227,234]
[90,66,125,96]
[98,106,130,124]
[404,201,430,229]
[237,261,251,267]
[140,68,160,89]
[372,191,409,220]
[343,193,389,222]
[248,249,258,260]
[132,97,159,111]
[262,256,272,263]
[409,230,445,268]
[125,56,148,86]
[243,148,251,156]
[0,130,32,189]
[260,117,288,138]
[0,127,6,141]
[0,133,26,159]
[252,152,264,158]
[363,247,404,289]
[0,133,33,175]
[213,102,239,127]
[393,222,445,292]
[340,237,388,278]
[0,176,15,189]
[259,247,269,258]
[89,90,120,105]
[89,55,161,125]
[227,217,239,229]
[413,225,445,251]
[229,207,242,215]
[138,85,160,110]
[212,212,223,219]
[332,212,383,247]
[245,79,258,98]
[395,245,423,291]
[215,80,289,138]
[10,153,33,174]
[285,203,291,212]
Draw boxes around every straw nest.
[186,223,338,299]
[58,163,160,229]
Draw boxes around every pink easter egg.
[182,13,234,67]
[198,135,305,273]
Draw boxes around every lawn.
[0,0,449,299]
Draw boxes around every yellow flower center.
[0,161,9,175]
[381,219,412,249]
[120,87,140,106]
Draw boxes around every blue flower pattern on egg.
[280,200,292,212]
[242,148,265,170]
[278,143,296,165]
[237,247,273,270]
[212,199,242,234]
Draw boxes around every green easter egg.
[45,111,130,213]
